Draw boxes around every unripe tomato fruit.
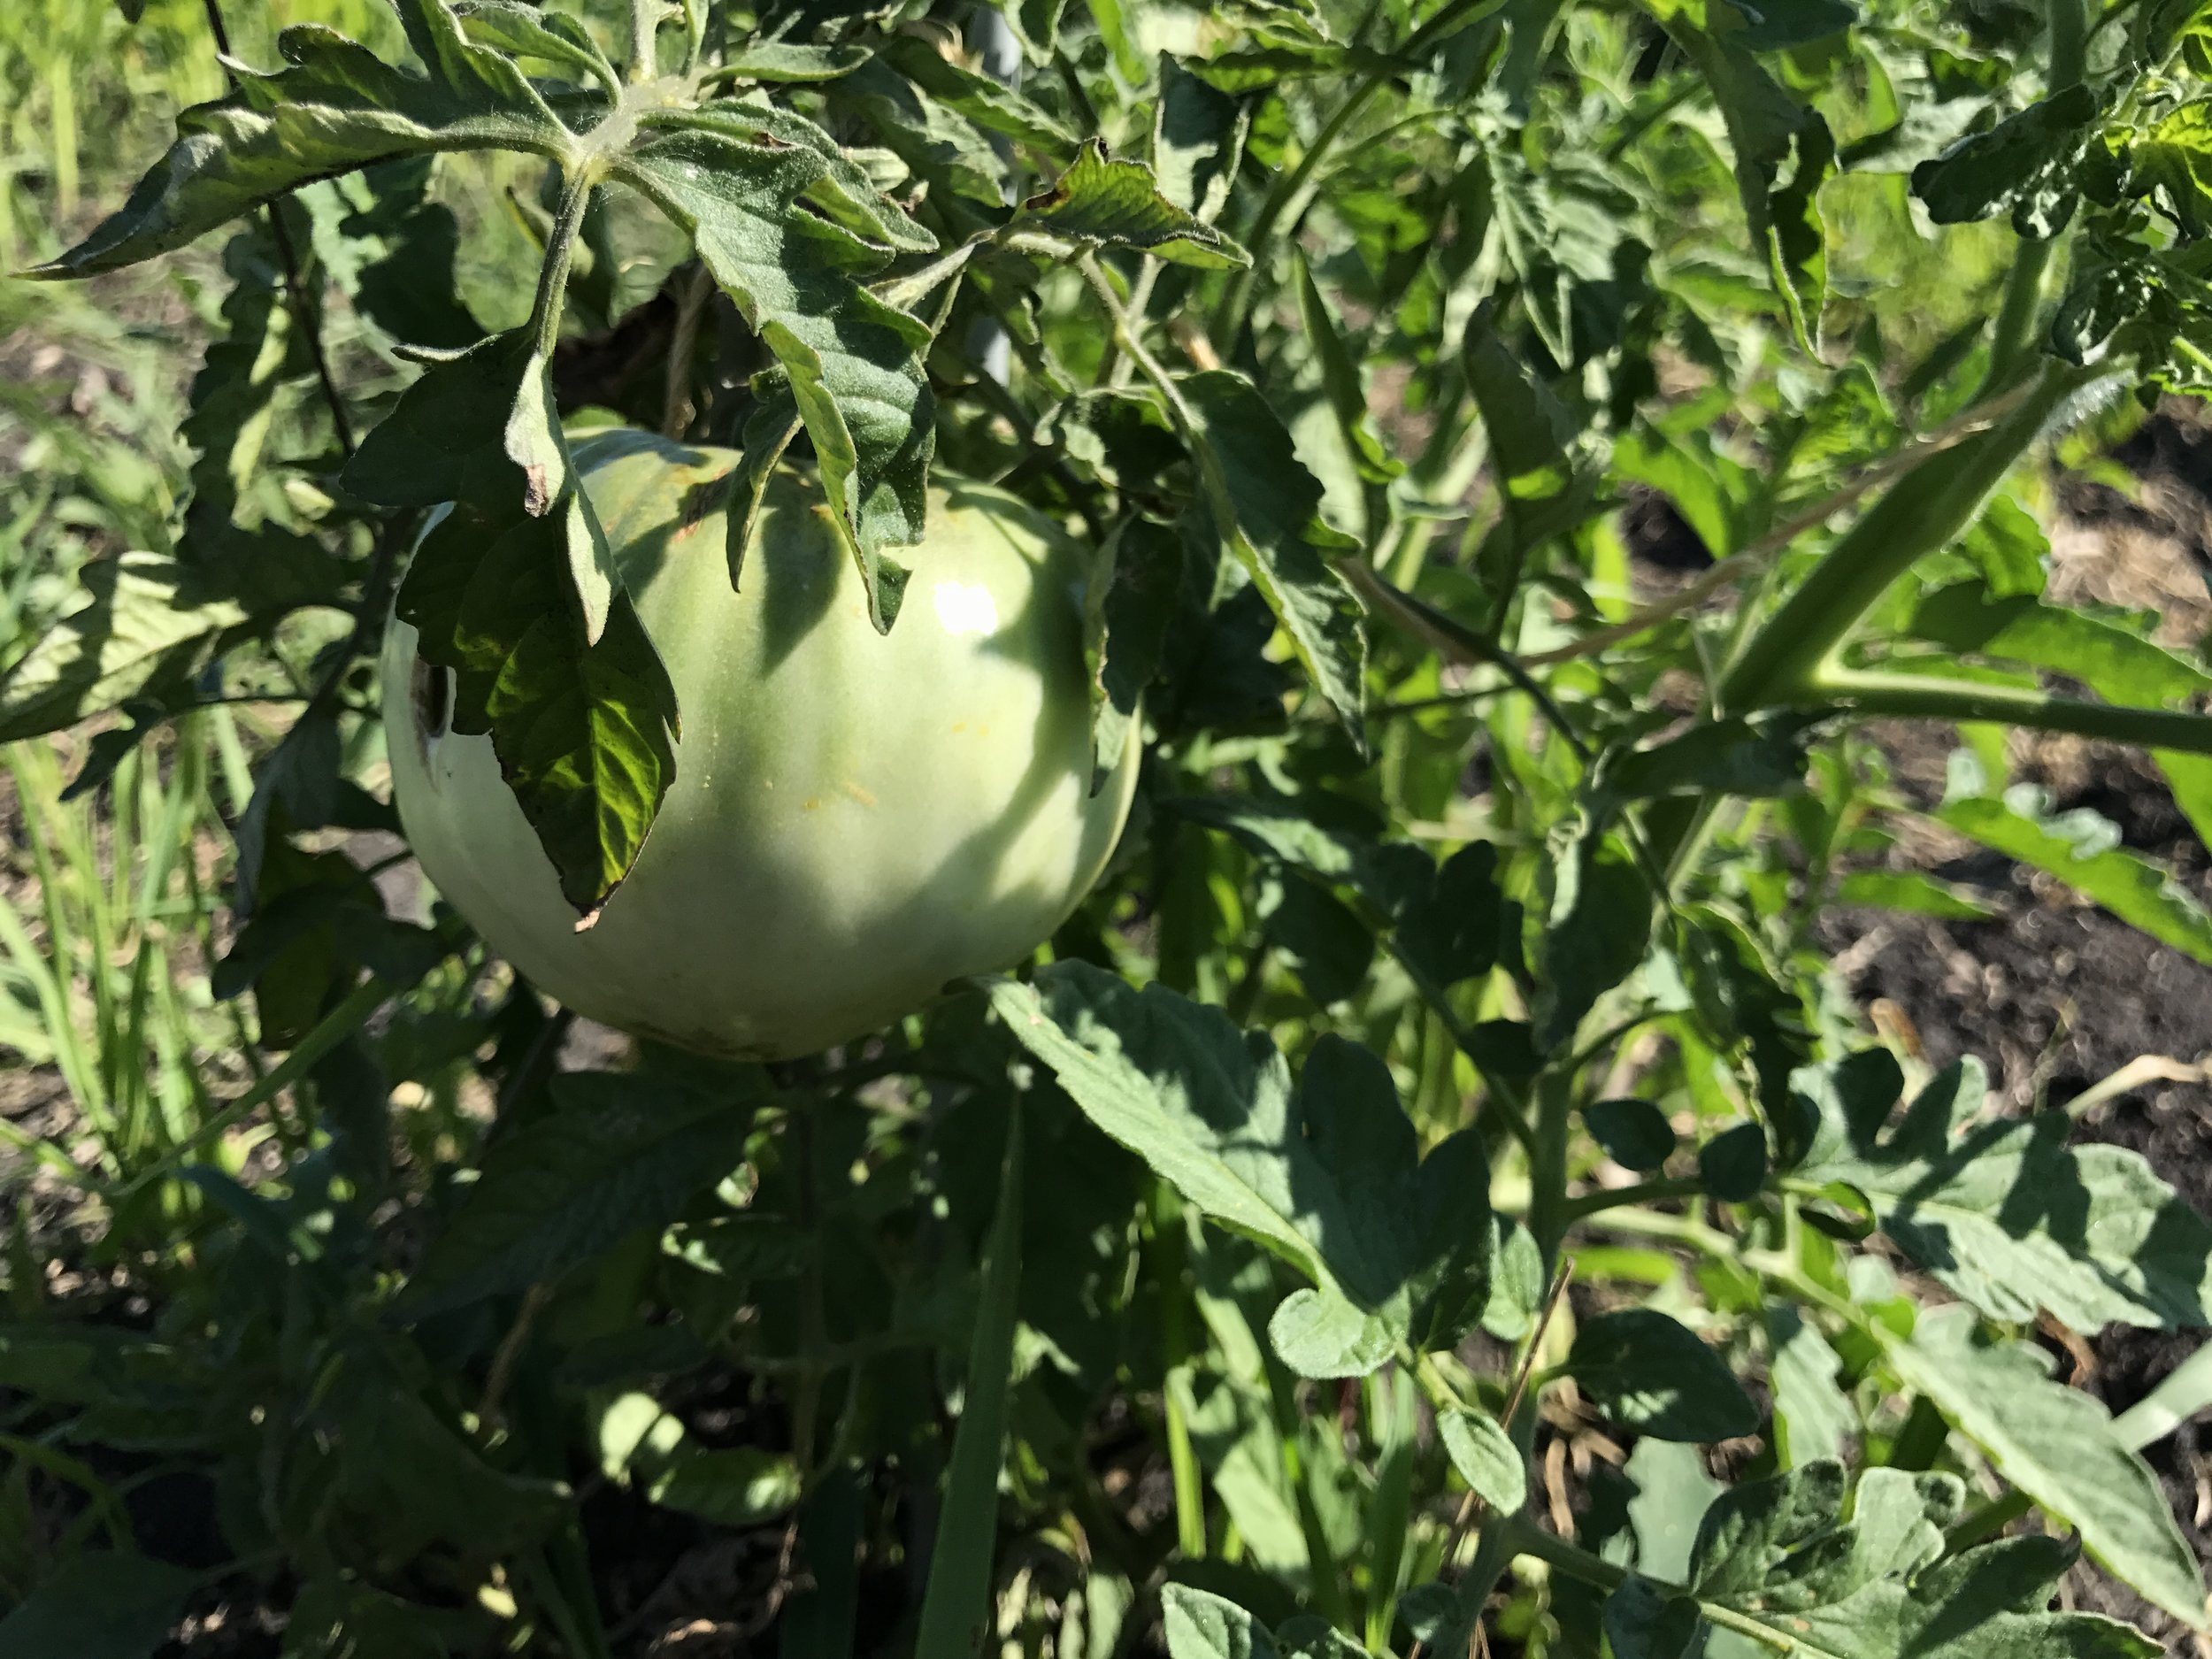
[382,428,1138,1060]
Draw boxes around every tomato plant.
[5,0,2212,1654]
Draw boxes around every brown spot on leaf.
[522,462,553,516]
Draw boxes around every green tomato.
[382,428,1137,1061]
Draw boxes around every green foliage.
[8,0,2212,1653]
[1599,1460,2162,1657]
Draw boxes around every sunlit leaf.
[1019,139,1253,269]
[1936,757,2212,965]
[1791,1049,2212,1330]
[30,0,575,279]
[1440,1406,1527,1513]
[989,964,1490,1363]
[1604,1458,2164,1658]
[613,104,935,624]
[0,556,259,741]
[1886,1308,2208,1631]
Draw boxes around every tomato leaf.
[400,1071,759,1319]
[2134,99,2212,238]
[0,1551,199,1659]
[1166,795,1516,995]
[1566,1309,1759,1442]
[988,963,1491,1364]
[326,156,486,352]
[1439,1406,1527,1514]
[0,555,254,741]
[1791,1048,2212,1330]
[716,42,877,82]
[1766,1307,1852,1467]
[1294,255,1401,487]
[1585,1099,1678,1172]
[1162,1586,1279,1659]
[283,1578,465,1659]
[1473,122,1575,366]
[1176,369,1368,746]
[27,0,575,279]
[1906,580,2212,704]
[1911,84,2103,237]
[1154,54,1250,220]
[1087,515,1184,792]
[613,104,935,629]
[1267,1286,1398,1379]
[394,493,678,914]
[1598,713,1821,802]
[1832,869,1998,920]
[1934,755,2212,966]
[1611,1458,2168,1658]
[879,35,1079,156]
[1463,316,1580,530]
[1886,1308,2208,1632]
[1019,139,1253,269]
[180,211,326,558]
[833,58,1012,206]
[452,0,620,91]
[1537,826,1655,1049]
[1656,12,1833,350]
[349,328,618,641]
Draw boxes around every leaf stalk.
[628,0,663,82]
[1717,365,2084,714]
[529,173,596,362]
[1783,667,2212,755]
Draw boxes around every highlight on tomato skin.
[382,428,1139,1061]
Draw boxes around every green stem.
[627,0,661,81]
[1983,242,2055,395]
[1102,259,1164,388]
[1944,1489,2035,1554]
[1786,668,2212,756]
[1494,1513,1627,1594]
[915,1097,1025,1659]
[1079,253,1194,426]
[1980,0,2088,392]
[1717,365,2080,713]
[1156,1193,1208,1561]
[1558,1175,1706,1225]
[1526,1073,1576,1272]
[531,174,595,362]
[874,235,987,312]
[1430,1524,1515,1655]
